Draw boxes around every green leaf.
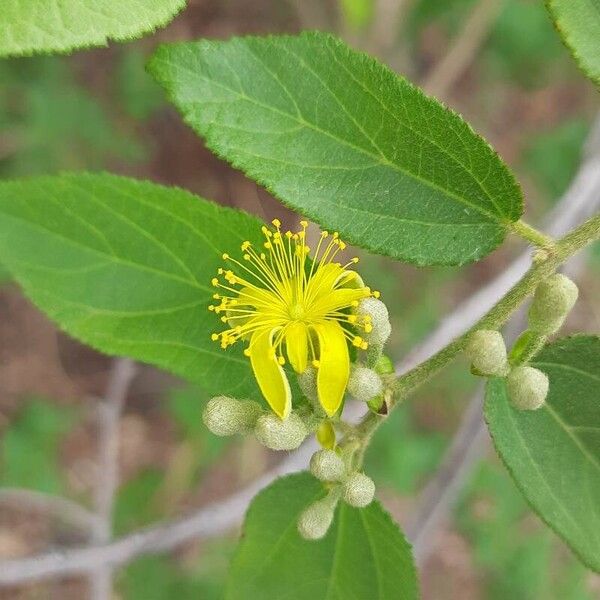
[114,469,164,535]
[225,472,418,600]
[485,335,600,572]
[148,32,523,266]
[0,0,187,57]
[546,0,600,86]
[0,398,75,494]
[0,173,262,398]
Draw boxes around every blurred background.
[1,0,599,598]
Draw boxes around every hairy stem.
[354,213,600,460]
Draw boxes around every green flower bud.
[507,366,549,411]
[347,366,384,402]
[316,420,336,450]
[465,330,508,376]
[254,412,308,450]
[310,449,346,482]
[374,354,394,375]
[297,495,337,540]
[342,472,375,508]
[297,366,318,402]
[528,274,579,334]
[358,298,391,347]
[202,396,262,436]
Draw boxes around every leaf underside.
[0,0,187,57]
[225,472,419,600]
[0,172,261,399]
[485,335,600,572]
[149,31,523,266]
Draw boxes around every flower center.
[288,303,305,321]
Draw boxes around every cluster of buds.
[297,449,376,540]
[203,396,311,450]
[465,273,578,411]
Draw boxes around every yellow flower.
[209,220,378,420]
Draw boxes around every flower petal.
[285,321,309,374]
[313,321,350,417]
[249,328,291,419]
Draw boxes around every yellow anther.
[211,333,219,341]
[264,242,272,249]
[321,231,329,238]
[241,241,251,251]
[300,220,308,227]
[244,348,251,357]
[208,305,215,311]
[364,324,373,333]
[222,253,229,260]
[244,254,251,261]
[348,315,357,323]
[211,278,219,286]
[351,257,359,264]
[361,342,368,350]
[339,242,347,250]
[373,290,381,298]
[312,359,321,368]
[278,356,286,365]
[220,316,228,323]
[272,218,281,228]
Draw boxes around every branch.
[422,0,503,99]
[405,116,600,564]
[89,358,137,600]
[0,489,100,535]
[2,121,600,587]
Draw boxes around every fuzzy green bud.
[347,366,384,402]
[507,366,549,411]
[343,472,375,508]
[465,330,508,376]
[310,449,346,482]
[202,396,262,436]
[528,274,579,334]
[297,495,337,540]
[254,412,308,450]
[374,354,394,375]
[358,297,391,347]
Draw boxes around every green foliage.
[486,0,565,87]
[458,461,595,600]
[0,261,10,285]
[149,31,523,266]
[365,406,446,493]
[117,48,166,121]
[0,0,187,57]
[0,58,145,177]
[114,469,164,535]
[0,173,263,398]
[226,473,418,599]
[339,0,374,30]
[522,119,588,201]
[485,335,600,572]
[120,549,230,600]
[0,399,75,494]
[546,0,600,86]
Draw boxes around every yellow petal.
[313,321,349,417]
[249,328,291,420]
[285,321,309,373]
[309,287,369,316]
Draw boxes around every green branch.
[354,213,600,456]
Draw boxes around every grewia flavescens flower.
[209,219,378,420]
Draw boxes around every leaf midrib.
[160,55,507,225]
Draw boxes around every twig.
[405,116,600,565]
[2,125,599,584]
[89,358,137,600]
[422,0,504,99]
[0,489,100,535]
